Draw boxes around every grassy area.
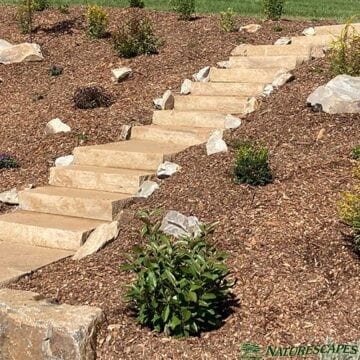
[1,0,360,20]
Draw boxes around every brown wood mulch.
[4,5,360,360]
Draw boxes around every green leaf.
[186,291,197,302]
[147,271,157,290]
[181,309,192,322]
[202,293,216,300]
[162,304,170,322]
[170,314,181,329]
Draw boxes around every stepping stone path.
[0,22,359,359]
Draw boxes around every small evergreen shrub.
[17,2,33,35]
[73,85,114,109]
[263,0,284,21]
[0,154,19,169]
[234,141,273,186]
[170,0,195,20]
[219,8,237,33]
[57,3,70,14]
[113,16,160,58]
[329,22,360,76]
[49,65,63,76]
[121,211,235,337]
[352,145,360,160]
[32,0,49,11]
[273,24,283,32]
[129,0,145,8]
[86,5,109,39]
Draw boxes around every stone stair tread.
[231,44,311,56]
[0,210,104,231]
[0,241,73,286]
[190,82,265,96]
[210,67,284,83]
[133,124,215,134]
[314,23,360,35]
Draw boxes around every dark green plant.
[329,21,360,76]
[57,3,69,14]
[170,0,195,20]
[273,24,283,32]
[352,145,360,160]
[121,210,235,337]
[234,141,273,186]
[32,0,49,11]
[17,0,34,39]
[219,8,237,32]
[113,16,160,58]
[0,154,19,169]
[129,0,145,8]
[86,5,109,39]
[263,0,284,21]
[49,65,63,76]
[73,85,114,109]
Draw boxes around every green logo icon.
[240,343,263,360]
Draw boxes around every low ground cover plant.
[121,211,235,337]
[73,85,114,109]
[263,0,284,21]
[234,141,273,186]
[329,22,360,76]
[113,16,160,58]
[170,0,195,20]
[129,0,145,8]
[352,145,360,160]
[86,5,109,39]
[32,0,49,11]
[49,65,63,76]
[219,8,237,32]
[0,154,19,169]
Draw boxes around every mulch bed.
[4,5,360,360]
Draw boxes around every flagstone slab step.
[73,139,186,171]
[153,110,229,128]
[19,186,130,221]
[0,210,104,250]
[314,23,360,35]
[291,34,335,47]
[131,124,213,146]
[190,82,265,96]
[174,95,249,113]
[0,241,73,286]
[210,68,282,83]
[231,44,311,57]
[49,165,152,194]
[228,55,305,69]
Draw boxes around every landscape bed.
[1,4,360,360]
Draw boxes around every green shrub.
[86,5,109,39]
[219,8,237,32]
[329,22,360,76]
[273,24,283,32]
[263,0,284,21]
[0,154,19,169]
[121,211,235,337]
[17,2,34,35]
[170,0,195,20]
[113,16,160,58]
[129,0,145,8]
[234,141,273,186]
[32,0,49,11]
[57,3,70,14]
[352,145,360,160]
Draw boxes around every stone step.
[73,139,186,171]
[174,95,248,113]
[314,23,360,36]
[19,186,130,221]
[0,210,103,251]
[291,34,335,47]
[0,241,73,286]
[231,44,311,57]
[49,165,152,194]
[210,68,282,83]
[131,124,212,146]
[153,110,228,128]
[228,55,305,69]
[190,82,264,96]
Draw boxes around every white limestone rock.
[153,90,174,110]
[302,27,316,36]
[240,24,262,33]
[193,66,210,82]
[217,61,229,69]
[244,97,260,114]
[0,41,43,64]
[157,161,180,179]
[180,79,192,95]
[262,84,274,96]
[135,180,159,198]
[206,130,228,155]
[274,37,292,45]
[111,67,132,83]
[45,118,71,134]
[0,188,19,205]
[160,210,202,238]
[272,70,295,88]
[120,124,132,140]
[224,114,241,129]
[55,155,74,167]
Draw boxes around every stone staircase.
[0,23,358,286]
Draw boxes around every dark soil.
[4,5,359,360]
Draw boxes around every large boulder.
[160,210,202,238]
[307,75,360,114]
[0,289,103,360]
[0,40,43,64]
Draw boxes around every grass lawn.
[1,0,360,20]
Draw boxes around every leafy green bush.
[57,3,70,14]
[263,0,284,21]
[129,0,145,8]
[329,22,360,76]
[121,211,235,337]
[32,0,49,11]
[0,154,19,169]
[219,8,237,32]
[352,145,360,160]
[170,0,195,20]
[86,5,109,39]
[113,16,160,58]
[234,141,273,186]
[17,2,34,35]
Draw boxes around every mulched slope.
[0,5,329,197]
[11,55,360,359]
